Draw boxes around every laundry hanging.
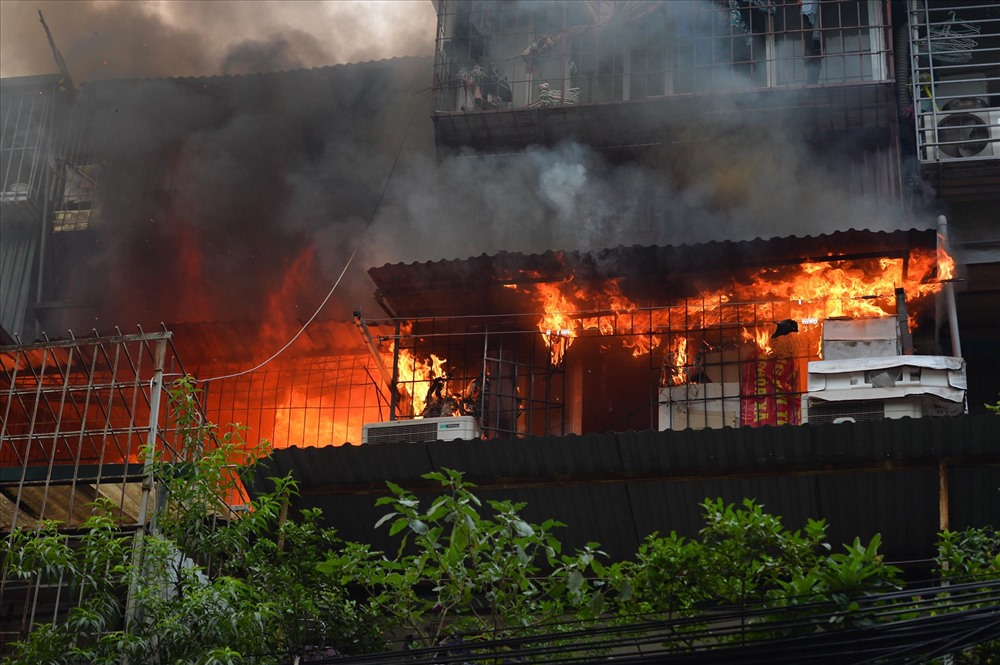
[915,10,980,64]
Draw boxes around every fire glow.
[668,337,688,385]
[522,247,952,365]
[393,349,449,416]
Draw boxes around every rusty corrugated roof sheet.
[253,413,1000,565]
[368,228,937,318]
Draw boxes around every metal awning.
[368,228,937,318]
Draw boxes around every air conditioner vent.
[922,108,1000,161]
[361,416,481,445]
[807,400,886,425]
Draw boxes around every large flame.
[534,281,578,365]
[937,238,955,281]
[394,349,449,416]
[521,247,952,365]
[668,336,688,385]
[741,326,773,356]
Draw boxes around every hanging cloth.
[719,0,775,46]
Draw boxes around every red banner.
[740,357,801,427]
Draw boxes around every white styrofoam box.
[821,317,900,361]
[658,383,741,431]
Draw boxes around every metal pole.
[938,460,950,532]
[34,89,54,338]
[125,338,167,632]
[895,288,913,355]
[937,215,962,358]
[354,311,396,404]
[390,320,401,420]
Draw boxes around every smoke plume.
[3,1,938,340]
[0,1,435,80]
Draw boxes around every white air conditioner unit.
[923,107,1000,161]
[804,355,966,424]
[805,397,923,425]
[361,416,481,445]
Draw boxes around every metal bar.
[9,346,51,532]
[125,338,166,632]
[895,287,914,355]
[57,340,95,508]
[353,311,395,399]
[34,92,55,338]
[37,343,74,523]
[938,460,949,532]
[390,320,401,420]
[0,331,172,353]
[936,215,962,359]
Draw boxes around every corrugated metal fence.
[257,415,1000,564]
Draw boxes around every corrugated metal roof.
[252,414,1000,565]
[368,228,937,317]
[0,74,65,91]
[75,56,432,86]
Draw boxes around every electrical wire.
[314,579,1000,665]
[195,96,417,385]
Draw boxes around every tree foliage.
[933,526,1000,664]
[318,467,606,648]
[609,498,902,634]
[2,377,380,665]
[2,377,996,662]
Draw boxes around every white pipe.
[937,215,962,358]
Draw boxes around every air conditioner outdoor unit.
[923,106,1000,161]
[804,355,966,424]
[361,416,481,445]
[805,397,923,425]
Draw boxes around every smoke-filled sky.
[1,0,938,339]
[0,0,436,81]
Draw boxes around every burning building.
[362,227,965,435]
[2,0,1000,648]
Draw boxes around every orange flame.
[936,239,955,281]
[380,328,451,417]
[524,247,953,365]
[533,281,578,365]
[741,326,773,355]
[669,337,688,385]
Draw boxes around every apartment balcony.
[0,76,65,227]
[432,0,895,156]
[908,1,1000,202]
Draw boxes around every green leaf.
[409,519,429,535]
[389,517,409,536]
[588,590,605,615]
[451,522,469,552]
[374,512,397,530]
[513,520,534,538]
[567,570,584,594]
